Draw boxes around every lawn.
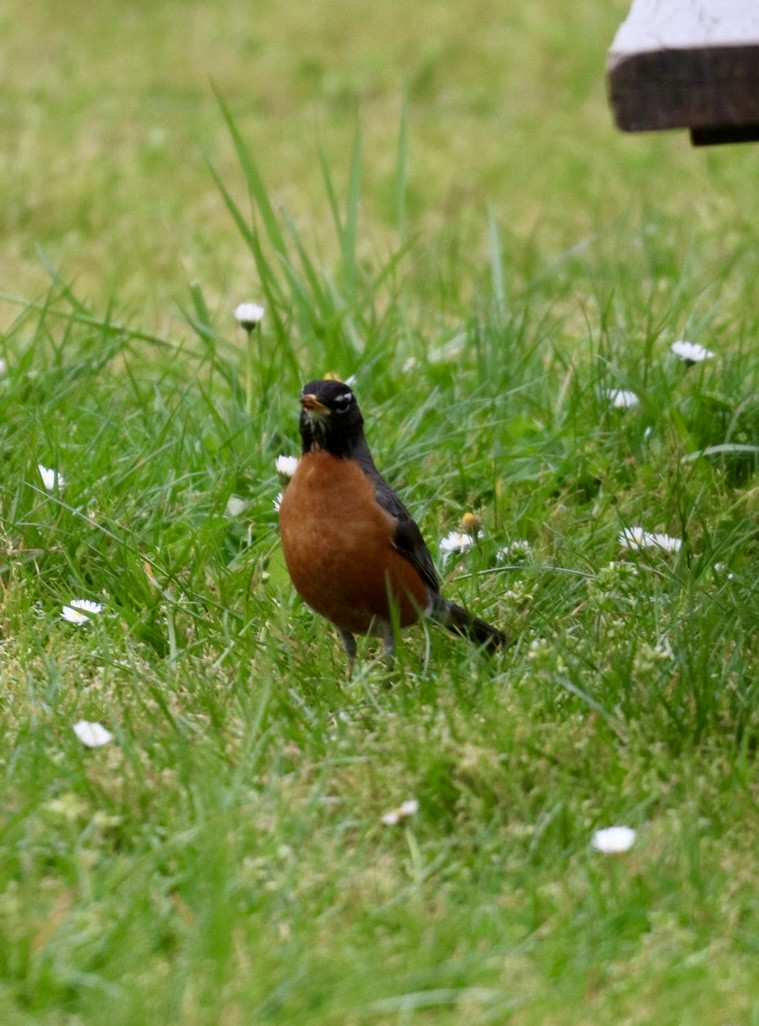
[1,1,758,1023]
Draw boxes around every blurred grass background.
[4,0,756,332]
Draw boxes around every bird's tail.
[432,598,508,651]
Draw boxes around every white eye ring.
[333,391,353,413]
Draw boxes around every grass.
[2,1,759,1023]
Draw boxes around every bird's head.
[298,379,365,457]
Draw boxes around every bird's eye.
[332,391,353,414]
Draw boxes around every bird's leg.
[339,629,357,673]
[382,629,396,664]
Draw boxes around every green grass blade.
[212,84,288,259]
[395,86,410,237]
[342,122,362,296]
[487,203,507,325]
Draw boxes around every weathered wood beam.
[607,0,759,144]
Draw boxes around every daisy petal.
[275,455,299,478]
[234,302,265,330]
[671,340,714,363]
[619,526,647,551]
[592,826,636,854]
[440,531,475,557]
[61,599,103,624]
[70,599,103,615]
[61,606,90,625]
[619,527,681,554]
[38,464,65,492]
[647,532,682,554]
[606,388,639,409]
[73,720,114,748]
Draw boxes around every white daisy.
[275,455,299,478]
[439,531,475,558]
[647,532,682,554]
[619,526,648,551]
[234,302,265,330]
[71,598,103,615]
[606,388,639,409]
[591,826,636,854]
[619,527,681,554]
[61,607,90,625]
[61,599,103,625]
[381,798,419,826]
[73,720,114,749]
[671,340,714,363]
[273,492,284,512]
[0,357,6,375]
[38,464,65,492]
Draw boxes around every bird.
[277,378,508,665]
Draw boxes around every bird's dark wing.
[388,501,440,595]
[354,448,440,595]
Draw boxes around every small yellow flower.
[461,512,481,535]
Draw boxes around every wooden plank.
[608,0,759,140]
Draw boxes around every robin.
[278,379,508,664]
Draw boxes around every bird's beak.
[300,394,330,416]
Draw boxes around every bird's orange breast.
[278,451,429,635]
